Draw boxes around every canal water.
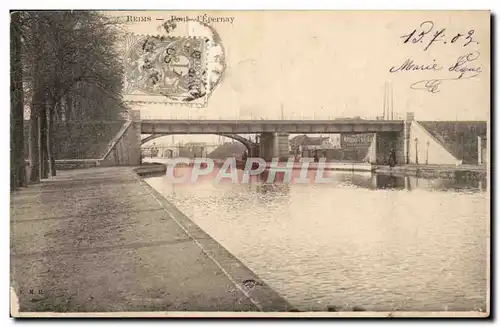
[145,166,488,312]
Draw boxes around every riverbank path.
[10,167,293,315]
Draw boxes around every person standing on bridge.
[388,148,397,168]
[313,149,319,163]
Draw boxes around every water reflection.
[335,172,486,193]
[244,176,292,204]
[145,167,487,312]
[254,182,291,196]
[375,174,407,190]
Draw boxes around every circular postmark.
[123,18,226,107]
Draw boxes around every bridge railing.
[51,119,134,169]
[141,114,407,121]
[101,121,133,160]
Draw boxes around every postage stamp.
[124,34,209,107]
[175,19,227,101]
[123,18,226,107]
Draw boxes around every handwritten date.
[401,21,478,51]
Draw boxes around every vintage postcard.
[10,10,490,318]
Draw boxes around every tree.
[10,11,26,189]
[11,11,129,185]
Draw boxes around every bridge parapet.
[141,120,405,135]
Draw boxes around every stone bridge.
[140,119,404,135]
[66,110,483,167]
[139,118,406,161]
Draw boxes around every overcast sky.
[112,11,490,144]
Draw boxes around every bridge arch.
[141,133,258,155]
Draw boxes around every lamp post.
[425,140,430,165]
[414,137,419,165]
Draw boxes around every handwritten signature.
[390,51,482,93]
[401,20,479,51]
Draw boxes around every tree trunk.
[37,111,43,179]
[29,15,45,183]
[74,90,81,120]
[10,99,16,189]
[48,106,56,176]
[39,102,48,179]
[10,11,26,189]
[29,110,40,183]
[66,93,73,121]
[46,106,52,176]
